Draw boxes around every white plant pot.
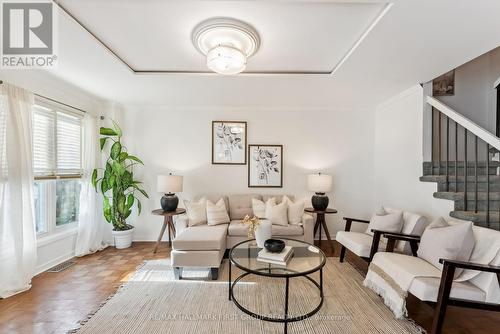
[255,219,272,248]
[112,227,134,249]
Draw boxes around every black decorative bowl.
[264,239,285,253]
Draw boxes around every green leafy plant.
[92,120,149,231]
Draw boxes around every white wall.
[374,85,453,221]
[119,105,376,241]
[437,46,500,133]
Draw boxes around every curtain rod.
[0,79,87,114]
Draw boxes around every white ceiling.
[2,0,500,109]
[56,0,387,73]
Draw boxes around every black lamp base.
[311,193,329,211]
[161,193,179,212]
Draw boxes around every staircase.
[420,96,500,230]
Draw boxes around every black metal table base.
[228,263,324,334]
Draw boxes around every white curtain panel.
[0,84,37,298]
[75,114,107,256]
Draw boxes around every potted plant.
[92,120,149,249]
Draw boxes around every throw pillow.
[365,211,404,236]
[183,197,207,226]
[417,218,475,277]
[283,195,305,225]
[206,198,230,226]
[252,197,274,218]
[265,199,288,226]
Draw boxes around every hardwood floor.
[0,242,168,334]
[330,240,500,334]
[0,240,498,334]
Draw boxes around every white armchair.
[336,208,429,262]
[365,224,500,334]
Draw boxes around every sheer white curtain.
[0,84,37,298]
[75,114,107,256]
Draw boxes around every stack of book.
[257,246,294,266]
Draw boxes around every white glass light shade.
[157,174,183,193]
[207,45,246,75]
[307,174,332,193]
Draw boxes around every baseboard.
[35,251,75,276]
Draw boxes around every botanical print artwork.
[248,145,283,187]
[212,121,247,164]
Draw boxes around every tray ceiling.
[57,0,389,74]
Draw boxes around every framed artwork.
[212,121,247,164]
[248,144,283,188]
[433,70,455,96]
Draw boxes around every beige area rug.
[72,258,425,334]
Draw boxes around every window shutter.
[32,99,83,179]
[33,106,56,176]
[56,112,82,175]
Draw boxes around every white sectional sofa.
[171,194,315,279]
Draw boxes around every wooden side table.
[151,208,186,253]
[304,207,338,254]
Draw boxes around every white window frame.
[33,96,84,239]
[36,179,81,239]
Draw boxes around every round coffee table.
[228,238,326,334]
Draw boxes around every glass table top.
[229,238,326,277]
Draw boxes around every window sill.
[37,227,78,247]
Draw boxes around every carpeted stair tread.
[450,211,500,226]
[420,175,500,183]
[434,191,500,201]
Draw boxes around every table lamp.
[157,173,183,211]
[307,173,332,211]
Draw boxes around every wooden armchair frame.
[339,217,420,263]
[381,232,500,334]
[430,259,500,334]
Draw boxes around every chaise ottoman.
[171,223,227,280]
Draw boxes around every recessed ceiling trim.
[331,2,393,75]
[54,1,392,76]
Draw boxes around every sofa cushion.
[263,194,294,203]
[336,231,386,258]
[409,276,486,303]
[383,208,429,253]
[193,194,228,212]
[206,198,230,226]
[252,197,273,219]
[172,224,228,251]
[366,211,404,236]
[400,211,429,236]
[183,197,207,226]
[283,195,305,225]
[265,199,288,226]
[418,218,475,277]
[228,220,303,237]
[228,194,261,220]
[272,224,303,236]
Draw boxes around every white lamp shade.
[307,174,332,193]
[157,174,183,193]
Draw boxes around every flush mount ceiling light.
[192,18,260,75]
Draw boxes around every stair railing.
[426,96,500,229]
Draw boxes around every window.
[32,98,83,235]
